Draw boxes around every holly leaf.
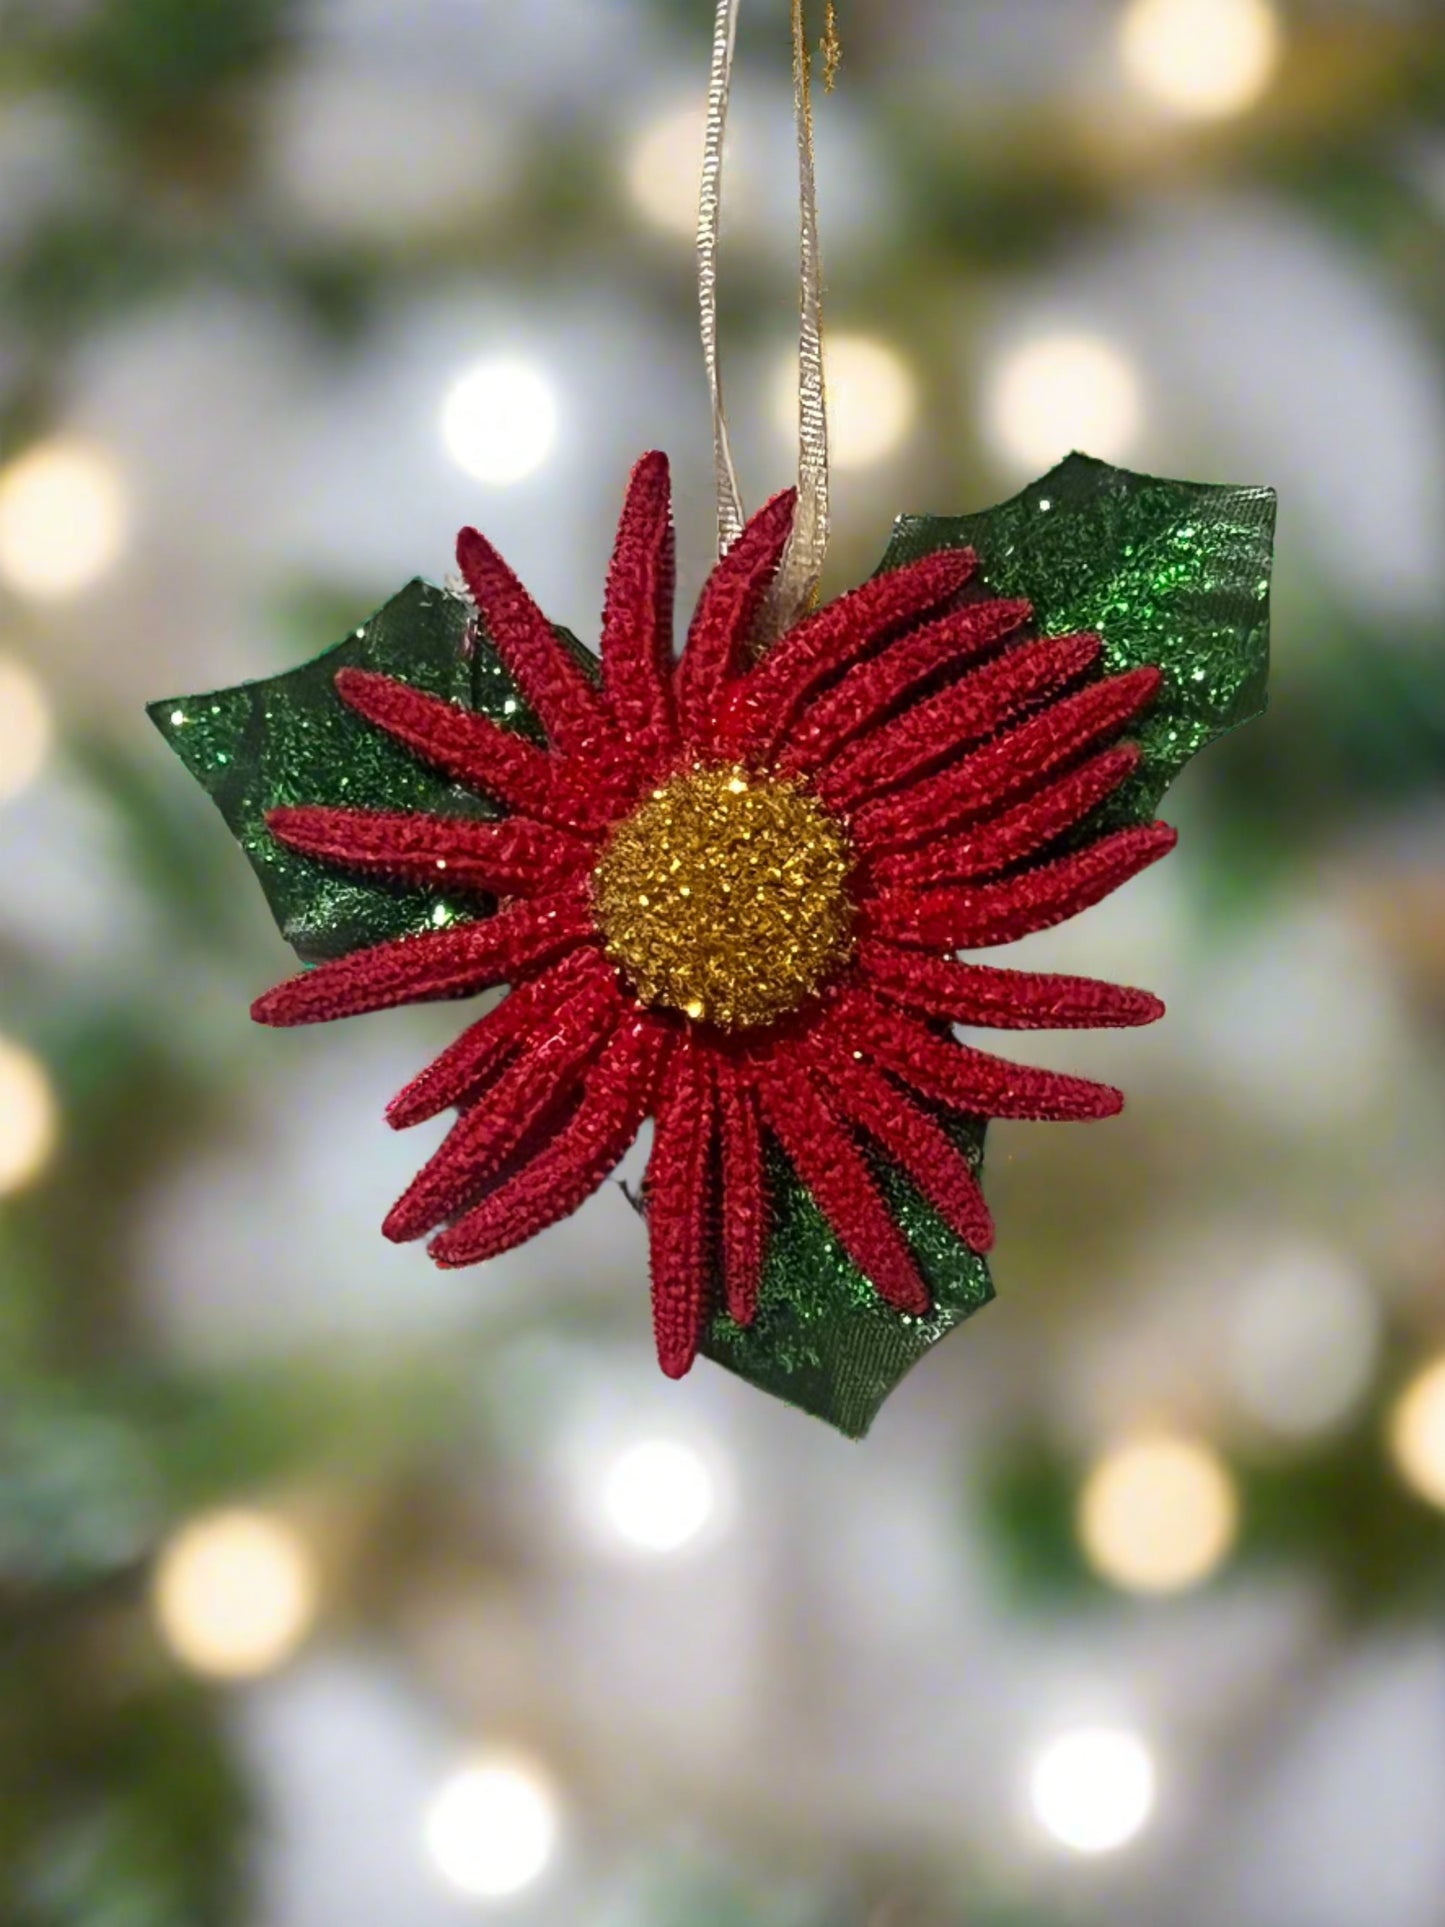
[702,1125,995,1440]
[704,456,1275,1436]
[882,451,1276,825]
[147,579,538,963]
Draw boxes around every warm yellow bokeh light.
[1121,0,1282,121]
[0,439,127,600]
[0,658,53,805]
[773,333,917,471]
[424,1755,560,1898]
[985,333,1143,475]
[1389,1357,1445,1512]
[153,1508,317,1680]
[626,100,707,236]
[1079,1435,1238,1595]
[0,1036,58,1196]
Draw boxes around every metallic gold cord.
[823,1,842,91]
[699,0,747,555]
[697,0,834,636]
[757,0,831,645]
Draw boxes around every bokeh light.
[0,655,52,805]
[153,1508,317,1680]
[601,1437,717,1554]
[0,438,126,600]
[984,332,1143,474]
[1389,1357,1445,1512]
[1120,0,1282,121]
[0,1036,58,1196]
[626,99,706,237]
[424,1755,559,1899]
[1228,1243,1381,1439]
[1079,1435,1238,1595]
[0,658,53,804]
[1030,1727,1157,1854]
[773,332,917,470]
[441,360,559,485]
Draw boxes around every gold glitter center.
[593,764,856,1030]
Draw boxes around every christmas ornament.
[148,2,1275,1434]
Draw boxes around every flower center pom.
[593,765,856,1030]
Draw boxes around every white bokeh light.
[985,332,1143,474]
[1121,0,1282,121]
[1390,1357,1445,1513]
[1030,1727,1157,1855]
[600,1437,717,1554]
[0,658,53,805]
[441,359,559,485]
[0,438,127,600]
[1228,1243,1382,1438]
[153,1508,317,1680]
[424,1756,559,1899]
[773,333,917,471]
[0,1036,57,1195]
[626,99,706,236]
[1079,1434,1238,1595]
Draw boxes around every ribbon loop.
[699,0,832,644]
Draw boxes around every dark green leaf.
[703,1126,994,1439]
[882,452,1276,825]
[147,579,537,963]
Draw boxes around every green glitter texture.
[882,452,1276,826]
[148,457,1273,1437]
[147,581,541,962]
[702,1120,994,1438]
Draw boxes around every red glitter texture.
[254,452,1176,1379]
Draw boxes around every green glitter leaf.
[881,451,1276,823]
[705,455,1275,1436]
[702,1125,995,1439]
[147,579,538,963]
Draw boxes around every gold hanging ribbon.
[699,0,746,554]
[699,0,834,643]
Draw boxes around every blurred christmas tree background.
[1,0,1444,1921]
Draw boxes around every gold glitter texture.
[594,765,855,1030]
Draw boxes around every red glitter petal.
[717,1057,766,1327]
[675,490,797,751]
[334,668,605,830]
[386,947,618,1129]
[853,665,1162,853]
[818,632,1102,811]
[830,989,1124,1122]
[755,1059,931,1316]
[600,451,678,769]
[868,822,1178,949]
[719,547,978,763]
[383,968,624,1242]
[776,598,1032,777]
[857,940,1165,1031]
[647,1047,717,1378]
[456,525,630,776]
[429,1016,670,1268]
[264,805,591,898]
[867,744,1140,890]
[250,888,593,1028]
[805,1035,994,1251]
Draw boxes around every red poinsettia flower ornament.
[152,448,1272,1430]
[249,453,1172,1376]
